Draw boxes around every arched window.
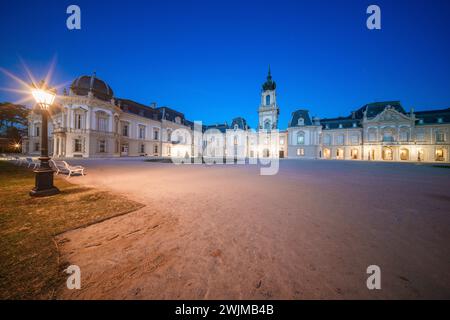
[167,129,172,142]
[296,131,305,145]
[382,128,395,142]
[297,117,304,126]
[264,119,271,130]
[265,95,270,106]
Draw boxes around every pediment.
[366,108,411,123]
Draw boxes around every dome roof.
[262,66,276,91]
[70,73,114,101]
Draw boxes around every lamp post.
[30,80,60,197]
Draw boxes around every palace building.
[23,70,450,163]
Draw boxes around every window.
[98,140,106,153]
[265,95,270,105]
[140,144,145,154]
[34,142,40,152]
[264,120,271,131]
[122,123,129,137]
[383,130,394,142]
[399,129,409,142]
[338,124,343,129]
[75,114,82,129]
[337,135,344,145]
[336,148,344,159]
[437,117,443,123]
[297,132,305,145]
[351,135,359,145]
[74,139,82,153]
[298,117,304,126]
[175,116,181,124]
[35,126,40,137]
[323,134,331,145]
[296,148,305,156]
[436,131,445,143]
[280,138,285,145]
[167,129,172,142]
[153,129,159,140]
[98,117,108,132]
[400,148,409,160]
[153,145,158,155]
[139,126,146,139]
[351,149,358,159]
[367,128,377,142]
[416,130,425,141]
[435,148,445,161]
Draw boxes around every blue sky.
[1,0,450,127]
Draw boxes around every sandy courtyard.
[55,159,450,299]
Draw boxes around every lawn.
[0,161,144,299]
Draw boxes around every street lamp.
[30,80,60,196]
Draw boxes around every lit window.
[296,148,305,156]
[435,148,445,161]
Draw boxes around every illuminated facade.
[23,71,450,163]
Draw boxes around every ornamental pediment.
[366,108,411,123]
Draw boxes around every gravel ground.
[56,159,450,299]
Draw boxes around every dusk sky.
[1,0,450,127]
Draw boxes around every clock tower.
[258,66,279,131]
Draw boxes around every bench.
[26,157,40,169]
[50,159,85,177]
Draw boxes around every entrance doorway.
[382,147,393,160]
[279,150,284,158]
[400,148,409,161]
[121,144,129,156]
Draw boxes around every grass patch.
[0,161,144,299]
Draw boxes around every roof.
[289,109,313,127]
[231,117,249,130]
[415,107,450,124]
[71,74,114,101]
[116,98,159,121]
[203,123,229,133]
[320,117,360,129]
[353,101,406,119]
